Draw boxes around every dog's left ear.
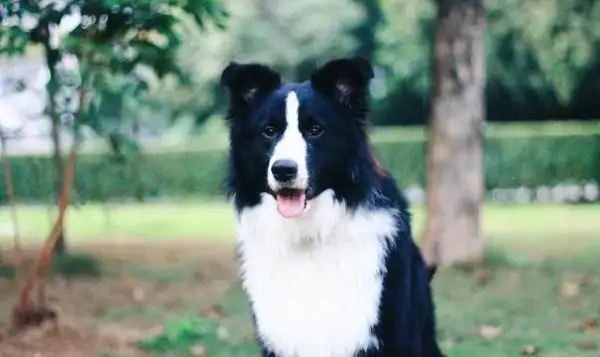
[310,56,374,110]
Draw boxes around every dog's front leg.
[259,346,280,357]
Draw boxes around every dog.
[220,56,445,357]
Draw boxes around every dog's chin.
[272,187,309,219]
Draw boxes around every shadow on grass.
[0,252,103,280]
[450,248,537,274]
[51,253,103,277]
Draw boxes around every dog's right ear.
[220,62,281,108]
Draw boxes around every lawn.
[1,202,599,254]
[0,202,599,357]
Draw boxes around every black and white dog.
[220,56,444,357]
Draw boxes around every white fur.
[268,91,309,190]
[236,189,398,357]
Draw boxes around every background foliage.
[1,0,599,205]
[3,0,599,136]
[155,0,600,127]
[2,122,598,203]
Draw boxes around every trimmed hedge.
[376,132,600,189]
[1,129,599,203]
[0,151,227,203]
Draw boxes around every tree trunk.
[351,0,383,63]
[132,119,146,202]
[46,45,67,256]
[44,37,67,255]
[421,0,486,267]
[50,115,67,255]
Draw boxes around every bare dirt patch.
[0,240,240,357]
[0,320,144,357]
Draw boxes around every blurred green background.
[0,0,599,356]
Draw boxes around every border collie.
[220,56,445,357]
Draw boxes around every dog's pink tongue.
[276,193,306,218]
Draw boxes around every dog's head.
[221,57,377,218]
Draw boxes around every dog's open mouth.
[275,188,307,218]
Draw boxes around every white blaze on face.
[268,91,308,190]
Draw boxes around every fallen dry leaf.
[575,341,598,350]
[202,304,227,319]
[147,324,165,337]
[244,331,257,342]
[54,275,70,289]
[190,343,208,356]
[559,281,580,297]
[217,326,230,340]
[474,269,494,286]
[521,345,538,355]
[476,325,502,341]
[566,300,584,310]
[581,318,599,333]
[132,287,146,303]
[579,275,599,287]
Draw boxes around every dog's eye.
[307,124,323,138]
[262,126,277,138]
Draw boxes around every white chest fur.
[235,190,398,357]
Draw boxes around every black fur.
[221,56,445,357]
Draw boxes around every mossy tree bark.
[421,0,486,267]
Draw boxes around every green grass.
[0,200,234,243]
[2,201,598,356]
[1,202,599,256]
[97,202,600,356]
[137,314,260,357]
[104,253,600,357]
[434,257,600,357]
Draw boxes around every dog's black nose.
[271,159,298,182]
